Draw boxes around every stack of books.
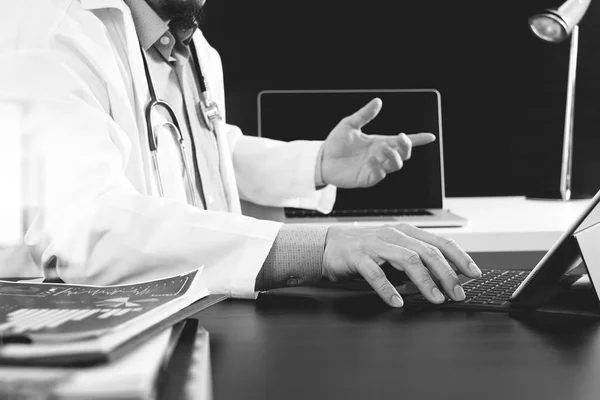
[0,268,226,399]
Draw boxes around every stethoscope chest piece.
[199,98,222,132]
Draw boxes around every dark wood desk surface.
[191,285,600,400]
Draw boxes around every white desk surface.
[241,196,594,253]
[438,196,591,253]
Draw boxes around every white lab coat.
[0,0,335,298]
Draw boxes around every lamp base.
[525,189,594,201]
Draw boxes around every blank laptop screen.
[258,90,444,211]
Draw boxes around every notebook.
[0,267,226,366]
[405,189,600,317]
[257,89,468,228]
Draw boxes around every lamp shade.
[529,0,591,42]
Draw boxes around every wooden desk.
[189,286,600,400]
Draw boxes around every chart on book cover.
[0,269,200,337]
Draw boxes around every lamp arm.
[560,25,579,201]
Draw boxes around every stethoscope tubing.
[139,39,218,207]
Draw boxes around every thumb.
[345,98,383,129]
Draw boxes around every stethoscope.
[139,39,222,207]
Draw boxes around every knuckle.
[443,267,459,281]
[440,236,458,248]
[365,267,386,283]
[394,222,411,232]
[393,155,403,169]
[404,250,422,267]
[374,170,386,182]
[375,279,393,294]
[398,133,411,145]
[425,245,443,260]
[360,236,378,253]
[398,135,412,158]
[379,226,400,237]
[416,272,435,287]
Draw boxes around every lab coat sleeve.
[0,8,279,298]
[230,128,337,214]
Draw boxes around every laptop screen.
[258,89,444,211]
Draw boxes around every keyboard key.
[466,299,488,304]
[410,269,528,308]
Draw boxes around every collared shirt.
[125,0,229,211]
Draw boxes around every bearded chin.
[161,1,205,30]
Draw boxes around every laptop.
[257,89,468,228]
[406,189,600,317]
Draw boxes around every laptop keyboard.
[285,208,433,218]
[412,269,529,307]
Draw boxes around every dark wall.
[201,1,600,198]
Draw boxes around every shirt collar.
[123,0,176,61]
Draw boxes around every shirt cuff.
[255,225,328,291]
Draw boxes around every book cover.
[0,268,218,366]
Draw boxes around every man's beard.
[159,0,206,31]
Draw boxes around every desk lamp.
[529,0,592,201]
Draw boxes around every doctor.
[1,0,481,307]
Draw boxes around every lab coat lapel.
[81,0,156,196]
[191,32,242,214]
[117,8,157,196]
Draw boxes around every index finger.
[357,257,405,308]
[407,133,436,147]
[394,223,481,278]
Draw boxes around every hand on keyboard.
[321,223,482,308]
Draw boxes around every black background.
[200,0,600,198]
